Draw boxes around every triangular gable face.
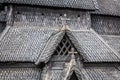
[50,34,81,62]
[54,34,73,56]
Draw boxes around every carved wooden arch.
[62,66,87,80]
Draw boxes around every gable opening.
[70,72,79,80]
[54,34,73,56]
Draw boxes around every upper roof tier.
[92,0,120,16]
[0,0,98,10]
[1,0,120,16]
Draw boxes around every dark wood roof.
[0,0,98,10]
[93,0,120,16]
[0,26,120,63]
[1,0,120,17]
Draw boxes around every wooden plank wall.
[13,6,90,30]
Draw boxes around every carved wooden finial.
[61,26,66,30]
[60,13,71,31]
[69,48,77,65]
[69,48,77,59]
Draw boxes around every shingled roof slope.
[1,27,120,63]
[1,0,98,10]
[0,68,41,80]
[36,31,65,63]
[101,35,120,54]
[93,0,120,16]
[67,30,120,62]
[0,27,58,62]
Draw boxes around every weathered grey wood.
[0,1,120,80]
[12,6,90,30]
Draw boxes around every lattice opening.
[54,35,74,56]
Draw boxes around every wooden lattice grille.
[54,35,74,56]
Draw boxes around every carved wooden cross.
[61,14,70,27]
[69,48,77,60]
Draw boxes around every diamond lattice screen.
[54,35,74,56]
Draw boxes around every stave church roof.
[0,0,120,16]
[0,0,120,80]
[0,27,120,64]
